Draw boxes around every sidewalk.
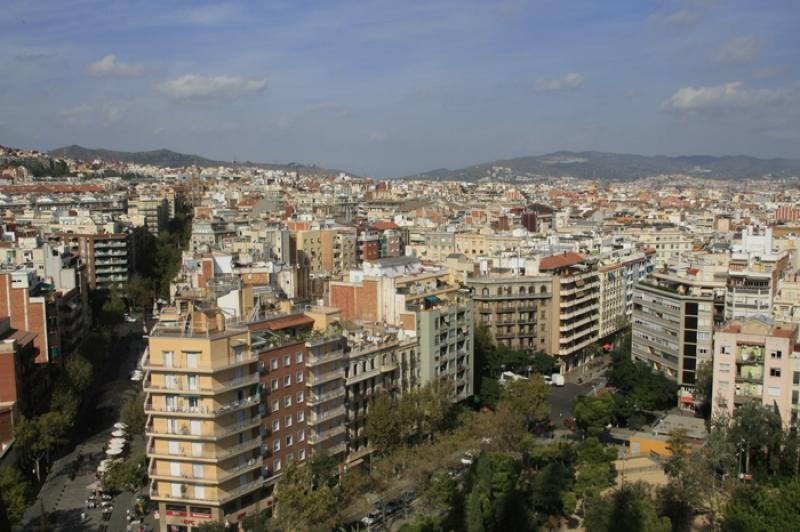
[20,326,145,531]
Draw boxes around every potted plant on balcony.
[181,483,188,497]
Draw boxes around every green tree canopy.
[0,466,31,526]
[573,393,615,437]
[501,376,550,428]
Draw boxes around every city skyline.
[1,0,799,177]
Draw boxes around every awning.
[680,395,694,404]
[425,295,441,304]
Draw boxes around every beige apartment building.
[467,274,556,353]
[143,303,265,531]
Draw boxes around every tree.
[274,463,336,530]
[425,471,459,512]
[102,453,147,493]
[121,392,146,436]
[14,412,70,480]
[0,466,31,526]
[585,482,671,532]
[530,462,570,520]
[465,485,485,532]
[479,376,502,409]
[309,452,338,488]
[49,379,80,425]
[367,395,401,455]
[663,429,690,479]
[728,401,784,476]
[722,478,800,532]
[100,288,126,326]
[417,381,454,438]
[501,376,550,429]
[573,394,615,438]
[126,273,154,311]
[693,361,714,420]
[65,353,94,393]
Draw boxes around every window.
[272,420,280,432]
[285,415,293,428]
[284,355,291,367]
[296,391,304,403]
[186,352,199,369]
[194,485,205,500]
[284,395,292,407]
[296,352,304,363]
[270,358,278,370]
[721,346,732,354]
[163,351,175,368]
[718,380,729,389]
[286,435,294,447]
[794,372,800,385]
[272,439,280,452]
[284,375,291,387]
[273,459,281,472]
[771,368,782,378]
[271,378,278,391]
[793,390,799,405]
[299,448,306,461]
[719,363,730,373]
[271,400,279,412]
[297,411,305,423]
[286,452,294,464]
[296,371,304,383]
[768,386,780,397]
[298,429,305,442]
[771,350,783,359]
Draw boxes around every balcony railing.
[307,368,345,386]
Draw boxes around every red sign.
[191,512,212,519]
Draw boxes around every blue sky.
[1,0,798,176]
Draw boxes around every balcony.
[146,416,261,441]
[380,360,398,372]
[145,394,260,418]
[308,424,346,445]
[347,367,380,384]
[307,388,345,406]
[143,353,259,374]
[220,478,264,504]
[308,406,346,426]
[560,293,598,308]
[307,349,344,367]
[307,368,345,386]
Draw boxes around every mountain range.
[46,146,800,181]
[47,145,346,176]
[406,151,800,181]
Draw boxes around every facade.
[467,275,555,353]
[143,304,265,531]
[725,252,789,320]
[414,289,474,401]
[631,275,716,407]
[712,319,799,427]
[304,334,348,459]
[0,317,40,454]
[597,250,655,339]
[130,196,169,236]
[49,232,130,290]
[540,253,600,372]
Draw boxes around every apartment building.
[725,252,789,320]
[413,289,474,401]
[631,273,716,407]
[773,275,800,333]
[343,336,403,465]
[467,274,555,353]
[191,219,237,253]
[49,231,130,290]
[712,319,800,427]
[143,304,265,531]
[423,232,456,262]
[623,228,694,267]
[597,249,655,339]
[0,317,40,454]
[129,196,169,236]
[540,252,600,372]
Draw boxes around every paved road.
[19,319,146,532]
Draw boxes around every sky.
[1,0,799,177]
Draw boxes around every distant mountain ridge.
[406,151,800,181]
[48,145,347,176]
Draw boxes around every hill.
[406,151,800,181]
[47,145,348,176]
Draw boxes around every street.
[19,319,147,532]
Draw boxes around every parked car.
[361,510,382,526]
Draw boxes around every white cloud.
[87,54,144,77]
[157,75,267,100]
[665,9,697,25]
[714,36,760,65]
[187,4,239,25]
[534,72,584,93]
[662,81,790,113]
[59,104,93,119]
[102,103,125,122]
